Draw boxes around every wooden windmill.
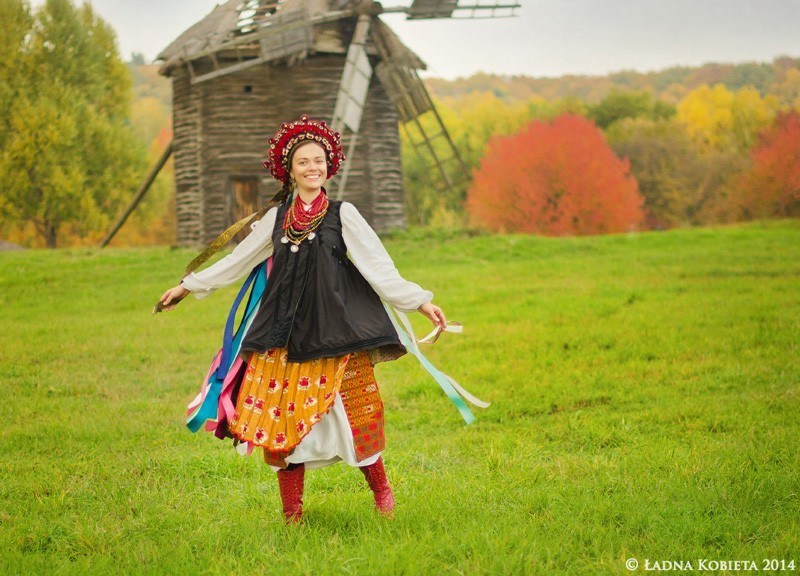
[101,0,520,247]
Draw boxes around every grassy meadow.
[0,220,798,575]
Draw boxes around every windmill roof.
[157,0,426,75]
[157,0,241,72]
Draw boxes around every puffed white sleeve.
[180,207,278,299]
[340,202,433,313]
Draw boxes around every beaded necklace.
[281,190,329,252]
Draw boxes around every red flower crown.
[263,115,345,182]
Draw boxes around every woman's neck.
[296,187,323,205]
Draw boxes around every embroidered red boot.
[276,463,305,523]
[359,456,395,518]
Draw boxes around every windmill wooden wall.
[170,54,406,247]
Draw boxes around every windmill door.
[229,177,260,243]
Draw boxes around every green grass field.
[1,221,798,575]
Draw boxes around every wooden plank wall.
[172,67,203,246]
[364,72,405,231]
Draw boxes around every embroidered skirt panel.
[229,347,386,469]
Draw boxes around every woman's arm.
[162,207,278,306]
[340,202,445,325]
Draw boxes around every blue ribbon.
[187,262,267,432]
[215,263,266,380]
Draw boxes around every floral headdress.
[263,114,345,182]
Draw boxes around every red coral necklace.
[282,190,329,252]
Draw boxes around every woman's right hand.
[159,284,190,311]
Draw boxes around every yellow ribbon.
[153,193,285,314]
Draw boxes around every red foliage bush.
[735,111,800,219]
[466,114,645,235]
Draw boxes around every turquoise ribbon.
[384,304,476,424]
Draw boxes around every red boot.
[276,463,304,523]
[359,456,395,518]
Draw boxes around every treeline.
[405,60,800,234]
[425,57,800,105]
[0,0,173,248]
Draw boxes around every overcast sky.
[30,0,800,79]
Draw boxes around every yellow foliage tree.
[677,84,778,151]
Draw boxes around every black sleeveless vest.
[240,201,406,363]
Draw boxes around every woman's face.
[290,142,327,193]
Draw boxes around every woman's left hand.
[418,302,446,329]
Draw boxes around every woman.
[160,115,446,523]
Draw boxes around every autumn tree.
[108,126,175,246]
[130,96,171,144]
[677,84,778,151]
[402,92,539,227]
[607,118,746,228]
[733,111,800,219]
[0,0,146,247]
[770,67,800,110]
[467,114,645,235]
[401,92,591,227]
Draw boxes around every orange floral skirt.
[229,348,349,452]
[229,347,387,468]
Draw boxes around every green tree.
[130,51,146,66]
[588,88,675,130]
[722,62,775,94]
[26,0,132,118]
[0,0,146,247]
[770,67,800,110]
[0,94,86,247]
[0,0,32,150]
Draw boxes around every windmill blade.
[328,13,374,200]
[381,0,521,20]
[331,14,373,133]
[407,0,458,19]
[370,21,467,193]
[369,20,429,122]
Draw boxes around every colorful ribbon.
[383,304,490,424]
[186,259,270,433]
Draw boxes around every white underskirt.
[264,392,381,472]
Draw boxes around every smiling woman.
[157,115,464,524]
